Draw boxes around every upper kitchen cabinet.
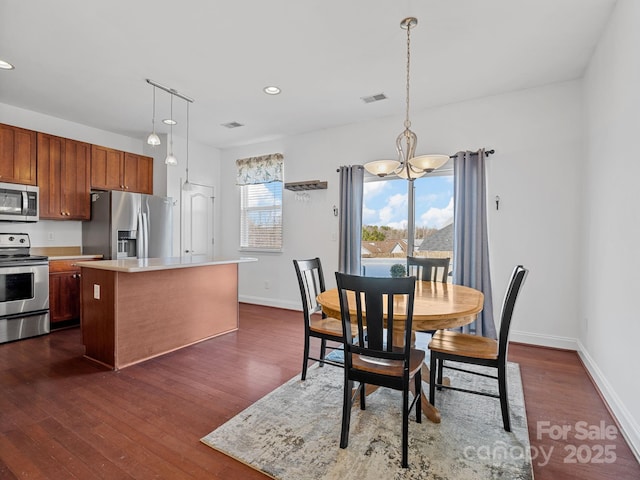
[0,123,37,186]
[37,133,91,220]
[91,145,153,194]
[123,152,153,195]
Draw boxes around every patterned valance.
[236,153,284,185]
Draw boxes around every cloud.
[419,197,453,229]
[363,181,387,198]
[379,193,407,224]
[362,204,377,223]
[386,219,408,230]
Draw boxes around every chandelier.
[364,17,448,180]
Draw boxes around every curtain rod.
[448,148,495,159]
[146,78,194,103]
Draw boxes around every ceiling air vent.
[361,93,387,104]
[221,121,245,129]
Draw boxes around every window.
[236,153,283,251]
[240,182,283,250]
[361,169,454,278]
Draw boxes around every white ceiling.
[0,0,616,150]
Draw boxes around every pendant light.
[183,101,193,191]
[146,85,161,146]
[165,94,178,166]
[364,17,448,180]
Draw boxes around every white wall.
[0,102,221,255]
[219,80,584,350]
[581,0,640,458]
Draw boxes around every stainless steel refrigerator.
[82,191,173,260]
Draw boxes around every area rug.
[201,362,533,480]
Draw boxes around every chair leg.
[359,383,366,410]
[319,338,327,367]
[301,335,310,380]
[429,352,437,405]
[340,378,353,449]
[402,387,409,468]
[415,370,422,424]
[498,362,511,432]
[436,356,444,390]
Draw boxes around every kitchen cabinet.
[123,152,153,194]
[91,145,153,194]
[0,123,37,185]
[49,259,85,326]
[37,133,91,220]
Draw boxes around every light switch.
[93,284,101,300]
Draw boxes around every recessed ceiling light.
[263,86,281,95]
[162,119,177,125]
[0,59,15,70]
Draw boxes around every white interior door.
[181,183,214,256]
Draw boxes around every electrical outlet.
[264,281,270,290]
[47,232,55,241]
[93,284,101,300]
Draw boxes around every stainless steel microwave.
[0,182,39,222]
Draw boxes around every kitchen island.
[77,256,257,370]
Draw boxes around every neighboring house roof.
[418,223,453,252]
[361,240,407,255]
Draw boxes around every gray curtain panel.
[453,149,496,338]
[338,165,364,274]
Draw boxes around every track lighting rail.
[146,78,194,103]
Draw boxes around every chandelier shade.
[364,159,401,177]
[409,154,449,172]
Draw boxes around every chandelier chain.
[404,20,412,130]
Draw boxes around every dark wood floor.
[1,304,638,479]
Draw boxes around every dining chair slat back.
[406,256,450,283]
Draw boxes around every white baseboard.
[510,329,578,350]
[576,339,640,462]
[239,295,300,311]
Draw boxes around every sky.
[363,174,454,231]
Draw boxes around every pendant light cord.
[152,86,156,131]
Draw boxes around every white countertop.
[76,256,258,273]
[48,255,103,260]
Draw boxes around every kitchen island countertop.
[76,256,257,273]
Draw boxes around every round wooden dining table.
[316,280,484,423]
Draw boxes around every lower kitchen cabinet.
[49,259,95,327]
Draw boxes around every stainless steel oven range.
[0,233,49,344]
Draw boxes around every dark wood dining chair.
[428,265,528,431]
[335,272,423,469]
[406,256,450,335]
[293,258,354,380]
[406,256,450,283]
